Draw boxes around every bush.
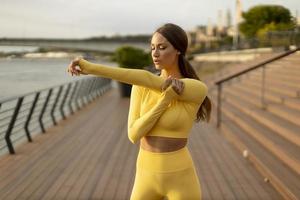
[113,45,152,69]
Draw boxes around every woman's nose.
[153,49,159,57]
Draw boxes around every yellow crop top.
[78,59,208,144]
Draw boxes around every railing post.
[96,79,103,96]
[51,86,63,126]
[94,78,100,98]
[89,78,96,101]
[24,92,40,142]
[217,84,223,128]
[77,79,86,107]
[89,78,97,102]
[39,89,53,133]
[68,81,79,115]
[81,79,90,106]
[93,79,98,97]
[5,97,24,154]
[74,80,84,110]
[261,65,266,109]
[60,83,72,120]
[86,79,94,103]
[84,79,91,103]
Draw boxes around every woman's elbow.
[128,135,137,144]
[128,130,139,144]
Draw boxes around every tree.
[239,5,295,38]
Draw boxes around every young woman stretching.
[67,23,211,200]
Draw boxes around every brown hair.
[154,23,211,123]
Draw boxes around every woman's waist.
[140,136,187,153]
[136,145,194,173]
[147,128,190,138]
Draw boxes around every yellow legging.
[130,146,202,200]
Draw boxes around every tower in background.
[217,10,224,35]
[226,8,232,28]
[233,0,242,48]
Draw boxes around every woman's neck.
[160,69,183,79]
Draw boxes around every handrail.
[215,47,300,85]
[0,77,112,154]
[215,47,299,128]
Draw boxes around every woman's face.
[151,32,180,70]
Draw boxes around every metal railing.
[0,77,112,155]
[190,30,300,54]
[215,47,300,128]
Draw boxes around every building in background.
[297,10,300,26]
[187,7,235,50]
[187,1,300,51]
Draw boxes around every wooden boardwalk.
[0,88,281,200]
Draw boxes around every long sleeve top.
[78,59,208,144]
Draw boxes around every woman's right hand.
[161,76,185,95]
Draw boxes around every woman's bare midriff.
[140,136,188,153]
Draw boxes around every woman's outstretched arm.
[73,58,208,104]
[128,85,179,144]
[78,58,163,91]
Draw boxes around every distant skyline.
[1,0,299,39]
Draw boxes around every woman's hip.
[136,146,196,173]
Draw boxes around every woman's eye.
[150,46,165,51]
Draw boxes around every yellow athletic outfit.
[78,59,208,200]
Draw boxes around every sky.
[0,0,299,39]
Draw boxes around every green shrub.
[113,45,152,69]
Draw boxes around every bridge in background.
[0,39,149,53]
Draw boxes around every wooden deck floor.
[0,88,281,200]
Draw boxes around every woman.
[68,23,211,200]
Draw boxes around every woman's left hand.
[161,76,184,95]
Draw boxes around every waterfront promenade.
[0,88,280,200]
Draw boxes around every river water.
[0,57,118,101]
[0,45,117,101]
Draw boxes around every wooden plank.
[1,90,115,198]
[92,124,129,199]
[189,133,215,200]
[35,96,121,199]
[100,129,135,199]
[202,125,249,200]
[50,92,124,199]
[190,128,227,200]
[0,93,118,199]
[125,148,139,199]
[0,90,115,176]
[76,103,132,199]
[114,143,138,199]
[205,124,279,200]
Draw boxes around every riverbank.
[0,46,113,62]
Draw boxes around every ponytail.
[179,55,211,123]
